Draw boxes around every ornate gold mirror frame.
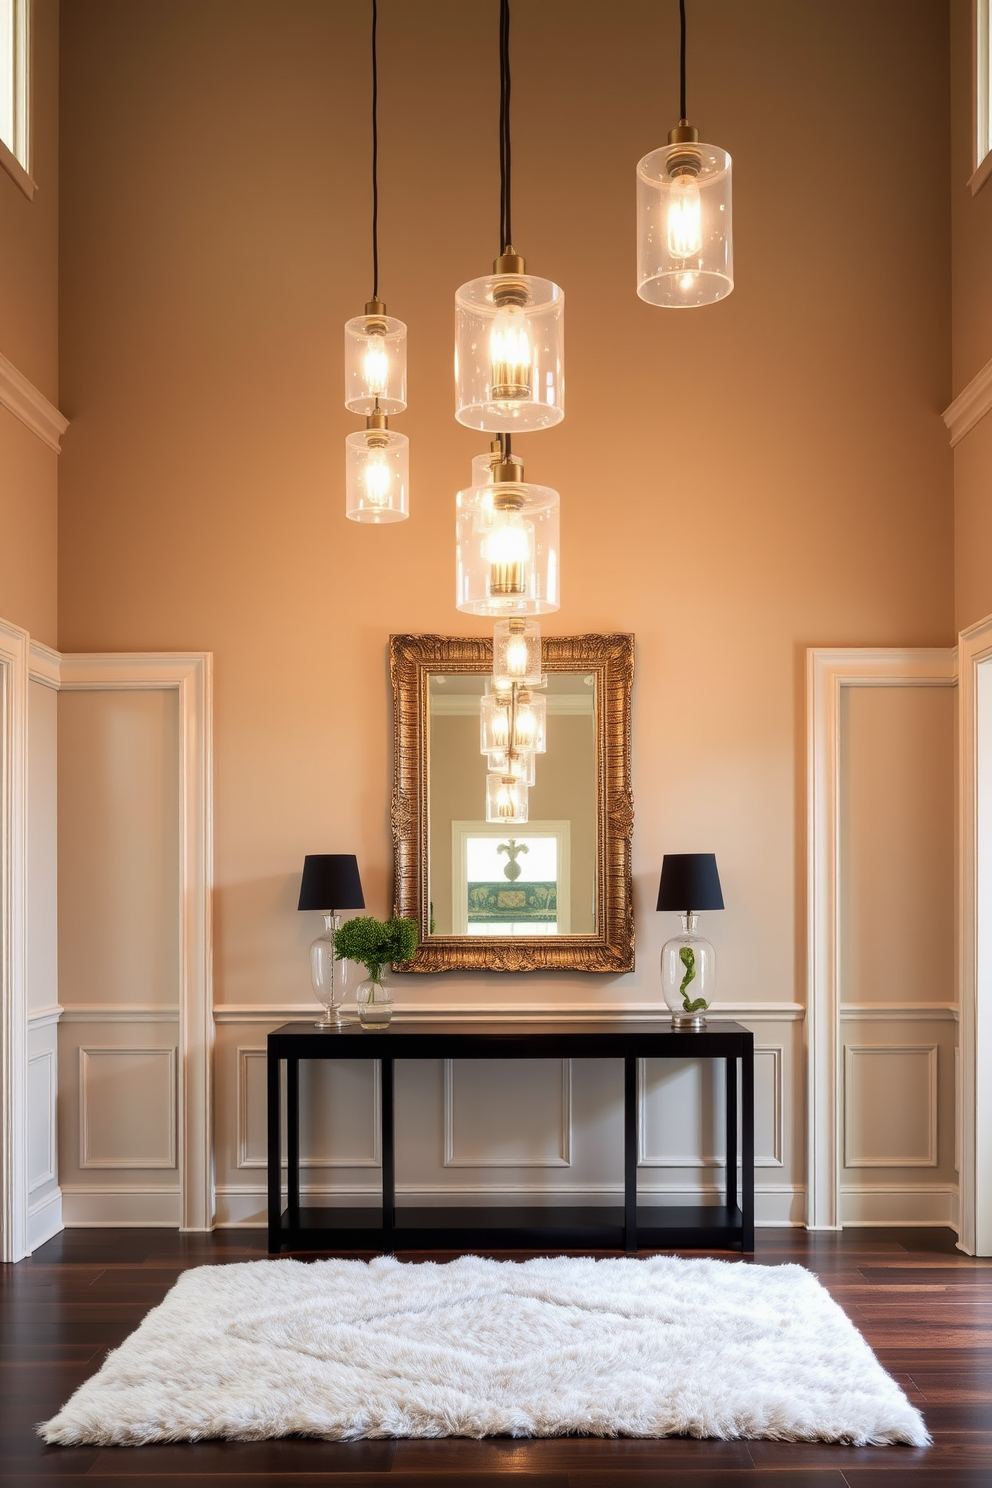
[390,633,634,972]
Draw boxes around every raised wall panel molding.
[443,1058,571,1167]
[0,618,29,1260]
[844,1044,938,1168]
[26,1003,62,1027]
[213,1000,805,1025]
[0,351,68,452]
[26,1051,55,1192]
[27,642,61,689]
[807,647,956,1231]
[637,1045,783,1169]
[840,1003,958,1022]
[60,653,213,1231]
[59,1005,179,1024]
[943,354,992,445]
[237,1047,381,1169]
[957,612,992,1254]
[78,1047,177,1169]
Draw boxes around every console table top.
[267,1018,752,1054]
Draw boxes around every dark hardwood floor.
[2,1226,990,1486]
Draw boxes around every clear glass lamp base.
[309,913,352,1029]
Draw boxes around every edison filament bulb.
[667,171,702,257]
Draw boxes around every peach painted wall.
[950,0,992,632]
[57,0,953,1014]
[0,0,58,643]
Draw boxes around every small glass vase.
[661,912,715,1029]
[356,972,394,1028]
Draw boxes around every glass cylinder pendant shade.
[480,692,512,754]
[512,689,546,753]
[486,772,529,823]
[344,313,407,414]
[493,618,542,690]
[345,427,409,523]
[455,274,564,430]
[456,473,560,615]
[636,141,733,307]
[486,746,536,786]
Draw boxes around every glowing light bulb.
[362,335,388,397]
[486,771,528,823]
[487,510,533,597]
[489,303,532,401]
[362,451,391,508]
[505,635,529,678]
[667,172,702,258]
[513,700,537,750]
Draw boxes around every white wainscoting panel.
[237,1047,381,1170]
[27,1049,55,1190]
[444,1058,570,1167]
[78,1047,177,1169]
[844,1044,938,1168]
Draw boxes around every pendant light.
[345,0,409,522]
[636,0,733,308]
[454,0,564,431]
[455,437,560,617]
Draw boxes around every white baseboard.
[840,1183,959,1228]
[26,1189,63,1250]
[214,1184,806,1231]
[61,1185,181,1228]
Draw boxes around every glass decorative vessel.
[356,972,394,1028]
[310,913,349,1028]
[661,912,715,1028]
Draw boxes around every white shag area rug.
[39,1254,928,1448]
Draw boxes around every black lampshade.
[656,853,724,912]
[297,854,365,912]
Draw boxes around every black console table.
[266,1019,754,1255]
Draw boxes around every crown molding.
[0,351,68,452]
[943,354,992,447]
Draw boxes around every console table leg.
[286,1057,300,1219]
[624,1056,637,1254]
[381,1057,395,1235]
[742,1043,755,1252]
[725,1055,738,1217]
[267,1051,281,1253]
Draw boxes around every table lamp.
[656,852,724,1029]
[298,854,365,1028]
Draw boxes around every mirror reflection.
[428,672,597,937]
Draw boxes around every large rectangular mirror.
[390,634,634,971]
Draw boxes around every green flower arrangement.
[333,915,418,983]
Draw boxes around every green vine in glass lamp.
[678,945,709,1014]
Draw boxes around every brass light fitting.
[667,118,702,177]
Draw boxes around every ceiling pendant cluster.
[344,0,409,523]
[451,0,564,824]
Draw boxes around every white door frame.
[0,617,29,1260]
[806,647,957,1231]
[58,654,214,1231]
[957,615,992,1255]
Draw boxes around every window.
[451,822,572,935]
[0,0,32,198]
[973,0,992,194]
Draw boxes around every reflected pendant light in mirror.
[636,0,733,308]
[454,0,564,430]
[345,0,409,522]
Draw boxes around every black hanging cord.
[679,0,687,120]
[499,0,512,253]
[371,0,379,299]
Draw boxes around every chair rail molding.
[806,647,956,1232]
[0,351,68,452]
[59,654,214,1231]
[0,618,29,1260]
[957,613,992,1256]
